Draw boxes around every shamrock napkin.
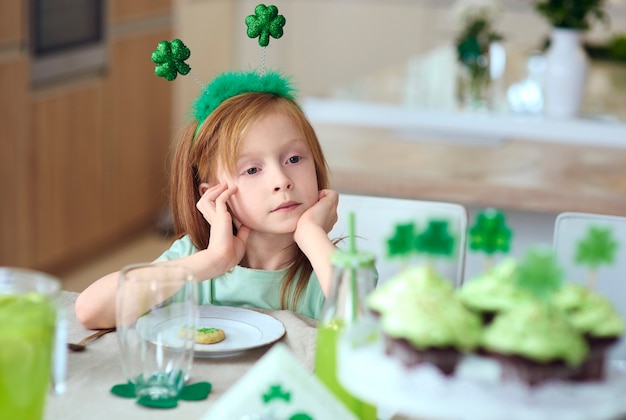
[203,343,357,419]
[111,380,212,409]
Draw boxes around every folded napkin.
[203,343,357,419]
[110,380,212,409]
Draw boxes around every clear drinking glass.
[116,263,199,400]
[0,267,65,420]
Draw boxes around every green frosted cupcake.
[482,300,588,386]
[379,291,482,376]
[458,258,534,324]
[553,283,625,380]
[367,265,454,318]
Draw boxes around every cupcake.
[458,258,534,324]
[481,300,589,386]
[553,283,625,381]
[374,287,482,375]
[367,265,454,318]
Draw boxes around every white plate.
[137,306,286,358]
[192,306,286,357]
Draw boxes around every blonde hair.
[170,92,330,310]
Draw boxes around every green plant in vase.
[453,0,503,110]
[531,0,607,30]
[529,0,609,118]
[574,225,618,290]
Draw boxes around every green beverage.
[0,291,57,420]
[315,319,377,420]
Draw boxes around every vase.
[543,28,588,119]
[456,52,491,111]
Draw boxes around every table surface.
[314,123,626,217]
[46,292,319,420]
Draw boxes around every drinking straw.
[348,212,358,321]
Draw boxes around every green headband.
[192,70,297,132]
[150,4,292,135]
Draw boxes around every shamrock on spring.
[151,39,191,81]
[245,4,286,47]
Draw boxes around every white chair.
[329,194,468,288]
[553,212,626,361]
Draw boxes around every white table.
[45,292,318,420]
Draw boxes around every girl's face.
[221,111,319,234]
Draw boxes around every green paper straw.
[348,212,356,252]
[348,212,358,321]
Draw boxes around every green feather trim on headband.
[192,70,297,126]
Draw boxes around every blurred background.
[1,0,625,291]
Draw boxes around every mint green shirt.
[154,235,326,320]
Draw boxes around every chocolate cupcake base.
[384,336,461,376]
[570,336,619,382]
[488,353,578,387]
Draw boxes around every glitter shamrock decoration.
[575,225,618,290]
[516,246,563,301]
[468,208,512,271]
[151,39,191,81]
[245,4,286,47]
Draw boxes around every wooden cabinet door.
[0,56,29,267]
[103,28,173,237]
[30,81,107,269]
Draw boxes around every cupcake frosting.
[553,283,625,338]
[458,258,533,313]
[380,293,482,352]
[482,301,588,366]
[367,265,454,316]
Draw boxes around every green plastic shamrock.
[415,220,455,258]
[245,4,286,47]
[575,224,619,290]
[151,39,191,81]
[468,208,512,255]
[516,246,563,301]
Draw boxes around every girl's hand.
[196,183,250,273]
[295,189,339,242]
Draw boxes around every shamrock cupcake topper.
[516,246,563,301]
[386,218,456,273]
[150,4,292,134]
[575,224,619,290]
[468,208,513,271]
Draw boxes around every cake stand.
[337,320,626,420]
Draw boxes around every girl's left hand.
[295,189,339,239]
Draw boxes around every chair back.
[329,194,468,288]
[553,212,626,361]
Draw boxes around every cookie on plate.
[179,326,226,344]
[196,327,226,344]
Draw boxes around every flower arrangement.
[453,0,504,109]
[531,0,608,30]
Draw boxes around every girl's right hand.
[196,183,250,273]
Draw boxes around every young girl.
[75,71,339,329]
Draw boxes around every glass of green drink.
[0,267,62,420]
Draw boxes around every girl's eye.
[287,156,301,164]
[245,167,258,175]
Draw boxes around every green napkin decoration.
[110,381,212,409]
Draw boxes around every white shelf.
[302,97,626,148]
